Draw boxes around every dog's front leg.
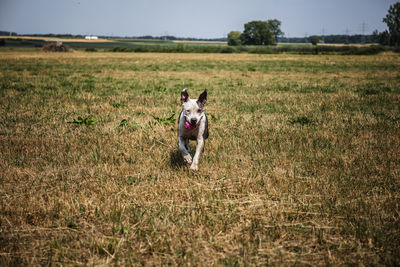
[178,136,192,165]
[190,137,204,171]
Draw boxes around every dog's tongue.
[185,122,196,130]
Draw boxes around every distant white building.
[85,36,98,40]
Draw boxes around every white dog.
[178,88,209,171]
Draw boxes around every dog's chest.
[178,111,208,141]
[181,127,200,140]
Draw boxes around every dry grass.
[0,51,399,266]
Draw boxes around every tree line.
[228,2,400,47]
[0,31,17,36]
[279,34,379,44]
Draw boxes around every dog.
[178,88,209,171]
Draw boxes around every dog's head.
[180,88,207,128]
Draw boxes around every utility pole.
[345,28,351,44]
[360,21,369,43]
[304,32,309,43]
[361,22,367,35]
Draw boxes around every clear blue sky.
[0,0,397,38]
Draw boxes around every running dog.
[178,88,209,171]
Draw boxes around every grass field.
[1,36,389,55]
[0,36,225,51]
[0,51,399,265]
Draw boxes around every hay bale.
[42,42,69,52]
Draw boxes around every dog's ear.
[197,89,207,106]
[181,88,189,104]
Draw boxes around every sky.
[0,0,397,38]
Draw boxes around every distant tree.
[267,19,284,41]
[241,20,275,45]
[0,31,17,36]
[372,30,380,43]
[310,36,319,45]
[379,30,391,45]
[227,31,242,46]
[383,2,400,46]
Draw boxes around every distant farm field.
[0,51,399,265]
[0,36,226,51]
[0,36,389,55]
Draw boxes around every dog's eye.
[197,109,202,113]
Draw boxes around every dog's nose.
[190,118,197,125]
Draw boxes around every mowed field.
[0,51,399,265]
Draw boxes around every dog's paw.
[189,163,198,171]
[183,154,192,165]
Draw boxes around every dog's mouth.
[184,116,202,130]
[189,116,203,127]
[184,121,196,130]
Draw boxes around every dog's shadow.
[169,150,186,169]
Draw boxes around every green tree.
[227,31,242,46]
[379,30,391,45]
[383,2,400,46]
[241,20,275,45]
[310,36,319,45]
[267,19,284,41]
